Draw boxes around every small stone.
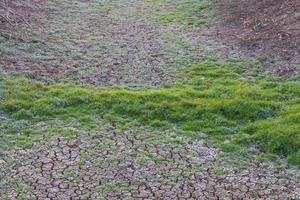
[59,182,69,189]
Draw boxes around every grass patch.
[153,0,213,26]
[0,60,299,165]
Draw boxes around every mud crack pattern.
[0,129,299,199]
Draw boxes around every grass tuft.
[153,0,213,26]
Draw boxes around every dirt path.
[0,0,299,199]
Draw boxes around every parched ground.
[0,0,300,199]
[212,0,300,77]
[0,126,299,199]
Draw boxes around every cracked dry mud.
[0,128,299,199]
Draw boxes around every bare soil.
[1,0,299,84]
[0,0,46,37]
[214,0,300,77]
[0,128,298,199]
[0,0,177,87]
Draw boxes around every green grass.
[0,60,299,165]
[153,0,213,26]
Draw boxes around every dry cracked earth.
[0,128,299,199]
[0,0,300,199]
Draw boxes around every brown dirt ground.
[0,0,177,87]
[0,0,46,38]
[214,0,300,77]
[1,0,299,80]
[0,129,299,199]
